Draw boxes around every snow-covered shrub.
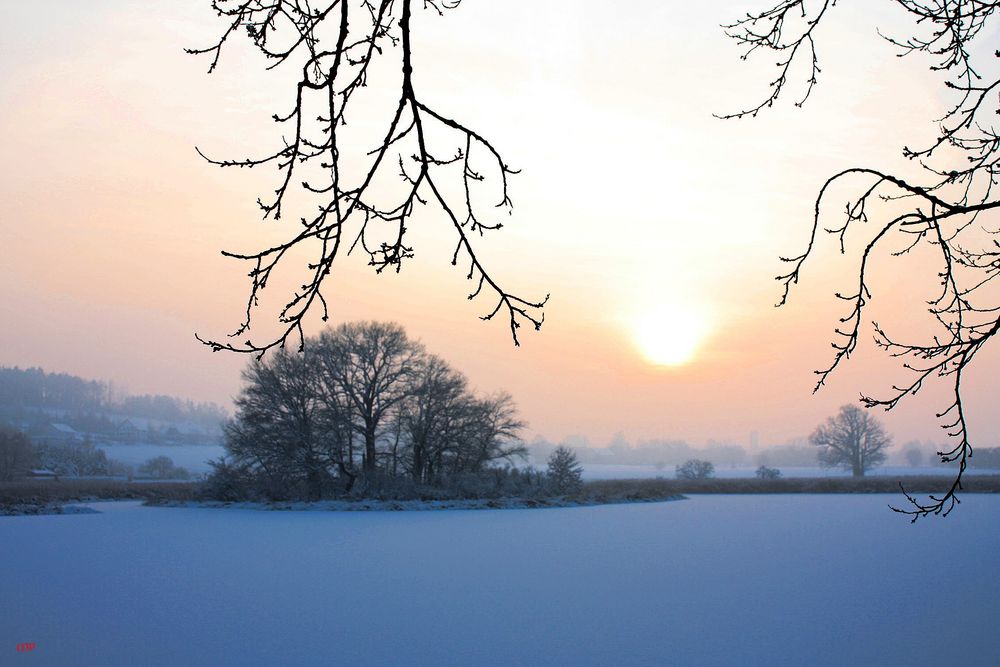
[547,446,583,495]
[34,439,111,477]
[138,456,191,481]
[676,459,715,480]
[755,465,782,480]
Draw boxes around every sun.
[631,305,712,367]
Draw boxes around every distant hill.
[0,366,227,445]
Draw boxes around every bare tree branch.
[724,0,1000,518]
[189,0,546,358]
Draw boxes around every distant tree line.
[528,437,753,469]
[0,367,228,429]
[969,448,1000,470]
[529,436,818,469]
[0,426,192,481]
[0,428,128,479]
[209,322,537,500]
[529,411,986,474]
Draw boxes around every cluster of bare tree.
[215,321,528,499]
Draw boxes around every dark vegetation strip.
[3,475,1000,514]
[585,475,1000,497]
[0,480,200,508]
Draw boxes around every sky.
[1,0,998,449]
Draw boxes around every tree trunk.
[412,445,424,484]
[363,426,377,477]
[337,461,356,494]
[306,465,323,500]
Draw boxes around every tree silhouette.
[675,459,715,480]
[221,320,528,498]
[0,428,34,482]
[189,0,547,356]
[810,405,891,477]
[546,446,583,495]
[724,1,1000,518]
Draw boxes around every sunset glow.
[632,305,712,367]
[0,0,976,446]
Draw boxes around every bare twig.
[724,0,1000,518]
[190,0,546,357]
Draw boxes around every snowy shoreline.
[1,495,688,516]
[144,495,689,513]
[0,502,101,516]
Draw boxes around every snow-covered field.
[2,495,997,666]
[96,443,224,473]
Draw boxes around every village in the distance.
[0,366,225,482]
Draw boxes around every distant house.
[38,423,80,445]
[115,419,140,441]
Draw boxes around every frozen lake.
[2,495,997,665]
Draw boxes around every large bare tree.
[399,353,469,484]
[810,404,892,477]
[316,321,423,481]
[226,346,338,498]
[190,0,547,356]
[724,1,1000,518]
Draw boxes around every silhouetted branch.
[725,1,1000,518]
[190,0,546,357]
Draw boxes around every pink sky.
[2,1,997,449]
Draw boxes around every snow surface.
[96,443,224,473]
[2,495,998,666]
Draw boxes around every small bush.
[676,459,714,480]
[755,465,782,480]
[547,446,583,495]
[138,456,191,481]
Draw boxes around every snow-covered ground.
[2,495,997,666]
[97,443,224,473]
[579,463,1000,480]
